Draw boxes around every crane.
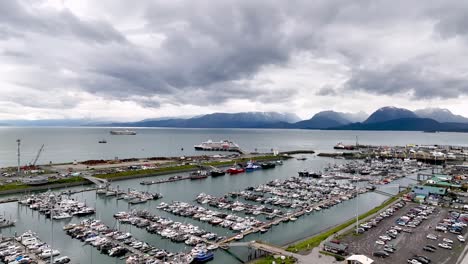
[31,144,44,167]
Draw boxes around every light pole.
[354,175,359,235]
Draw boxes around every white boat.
[40,249,60,259]
[52,213,72,220]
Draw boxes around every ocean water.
[0,127,467,167]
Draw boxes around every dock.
[216,189,365,246]
[0,197,19,204]
[140,176,191,185]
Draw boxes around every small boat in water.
[191,250,214,263]
[190,170,208,180]
[98,139,107,144]
[210,169,225,177]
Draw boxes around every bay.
[0,127,467,167]
[0,127,460,264]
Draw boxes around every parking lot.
[340,201,467,264]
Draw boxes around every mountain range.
[2,107,468,132]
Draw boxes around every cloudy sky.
[1,0,468,121]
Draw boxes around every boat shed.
[323,241,348,255]
[346,255,374,264]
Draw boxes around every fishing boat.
[227,166,245,175]
[190,170,208,180]
[245,161,261,172]
[260,162,276,169]
[210,169,225,177]
[191,251,214,263]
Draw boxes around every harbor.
[0,130,467,263]
[0,153,419,264]
[1,156,400,263]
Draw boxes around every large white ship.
[110,130,137,135]
[194,140,241,152]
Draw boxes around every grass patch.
[49,177,86,184]
[253,255,296,264]
[0,182,28,192]
[95,164,197,179]
[95,155,283,180]
[286,195,401,253]
[319,251,345,261]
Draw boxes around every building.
[323,241,348,255]
[346,255,374,264]
[411,185,446,196]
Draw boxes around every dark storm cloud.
[2,0,468,111]
[344,63,468,99]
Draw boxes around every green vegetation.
[49,176,86,184]
[286,195,400,253]
[319,251,345,261]
[95,155,283,180]
[253,255,296,264]
[0,182,28,192]
[95,164,197,179]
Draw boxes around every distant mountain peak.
[415,107,468,123]
[364,106,418,124]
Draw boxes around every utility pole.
[16,139,21,176]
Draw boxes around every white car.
[376,240,385,245]
[457,235,465,242]
[426,234,437,240]
[407,259,422,264]
[443,238,454,244]
[438,243,452,249]
[379,235,392,241]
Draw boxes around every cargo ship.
[110,130,137,135]
[194,140,241,152]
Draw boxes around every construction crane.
[30,144,44,167]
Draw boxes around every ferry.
[194,140,241,152]
[110,130,137,135]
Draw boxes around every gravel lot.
[341,203,466,264]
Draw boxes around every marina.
[0,128,467,263]
[0,154,399,264]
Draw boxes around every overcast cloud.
[1,0,468,121]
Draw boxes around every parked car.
[438,243,452,249]
[373,251,389,258]
[457,235,465,242]
[422,246,435,252]
[443,238,453,244]
[414,255,431,264]
[426,234,437,240]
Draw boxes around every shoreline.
[0,154,291,196]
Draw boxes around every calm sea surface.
[0,127,467,167]
[0,127,465,264]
